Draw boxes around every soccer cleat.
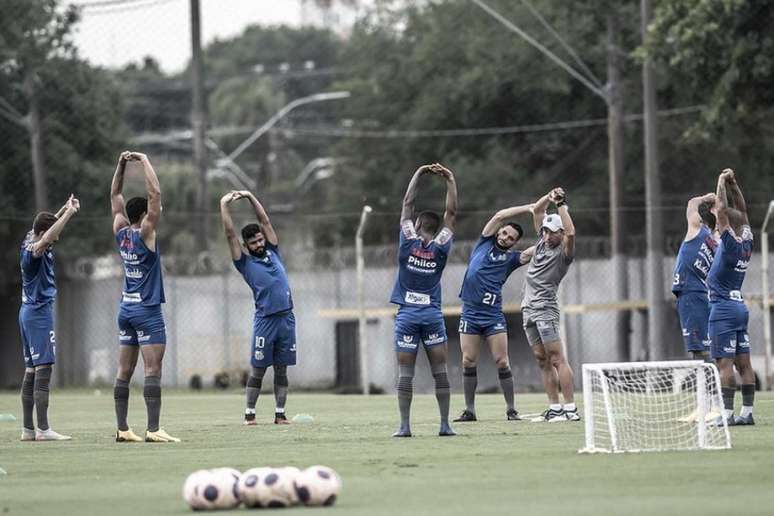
[453,410,477,422]
[35,428,72,441]
[116,428,143,442]
[734,413,755,426]
[564,408,581,421]
[438,422,456,436]
[145,428,181,442]
[244,413,257,426]
[531,407,565,422]
[20,428,36,441]
[712,414,736,427]
[274,413,290,425]
[506,409,522,421]
[392,425,412,438]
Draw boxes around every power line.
[471,0,608,102]
[73,0,180,15]
[518,0,604,88]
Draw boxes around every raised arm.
[715,170,732,233]
[31,195,80,257]
[482,204,533,237]
[220,192,243,261]
[552,188,575,258]
[239,191,278,246]
[685,192,716,238]
[400,165,432,223]
[725,168,749,225]
[132,152,162,242]
[531,191,552,234]
[435,163,458,232]
[111,151,131,235]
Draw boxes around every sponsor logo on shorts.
[682,328,690,337]
[723,338,737,354]
[404,291,431,305]
[494,323,505,330]
[119,330,132,342]
[424,333,445,345]
[397,335,417,349]
[255,350,264,361]
[739,334,750,349]
[137,331,151,343]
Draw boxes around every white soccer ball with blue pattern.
[182,468,241,511]
[236,467,274,508]
[294,465,341,506]
[182,469,210,510]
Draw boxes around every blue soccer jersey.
[389,220,453,309]
[708,226,753,303]
[672,225,717,295]
[460,235,524,310]
[116,227,165,307]
[233,242,293,317]
[20,232,56,307]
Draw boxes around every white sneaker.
[35,428,72,441]
[21,428,36,441]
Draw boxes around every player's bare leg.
[244,366,266,425]
[545,341,578,420]
[20,367,35,441]
[141,343,179,442]
[273,365,290,424]
[734,353,755,425]
[532,343,563,421]
[487,332,519,420]
[114,345,142,441]
[455,334,481,421]
[427,343,455,436]
[393,351,416,437]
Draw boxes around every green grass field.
[1,391,773,516]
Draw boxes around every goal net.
[579,361,731,453]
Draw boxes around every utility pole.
[190,0,209,245]
[642,0,667,360]
[607,11,629,361]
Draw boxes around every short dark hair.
[126,197,148,224]
[241,223,262,241]
[727,208,746,234]
[33,212,58,235]
[698,204,716,231]
[504,222,524,241]
[416,211,441,235]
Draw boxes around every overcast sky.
[69,0,306,73]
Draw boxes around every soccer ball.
[182,469,210,510]
[236,467,273,508]
[182,468,241,510]
[294,465,342,506]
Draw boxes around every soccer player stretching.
[672,192,718,360]
[390,163,457,437]
[708,169,755,426]
[111,151,179,443]
[19,194,80,441]
[220,190,296,425]
[454,203,533,422]
[522,187,579,422]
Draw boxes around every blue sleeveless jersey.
[20,232,56,307]
[460,235,523,310]
[233,242,293,317]
[708,226,753,303]
[672,225,717,295]
[389,221,453,309]
[116,227,165,306]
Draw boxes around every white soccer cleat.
[35,428,72,441]
[20,428,36,441]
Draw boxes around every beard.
[248,247,266,258]
[495,239,510,251]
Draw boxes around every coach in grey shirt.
[521,187,579,422]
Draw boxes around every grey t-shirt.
[521,237,573,314]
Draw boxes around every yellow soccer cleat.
[116,428,143,443]
[145,428,181,443]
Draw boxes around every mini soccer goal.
[579,361,732,453]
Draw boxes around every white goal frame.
[580,360,732,454]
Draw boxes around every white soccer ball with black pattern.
[237,468,272,507]
[294,465,341,506]
[182,468,241,511]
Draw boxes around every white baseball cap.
[542,214,564,233]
